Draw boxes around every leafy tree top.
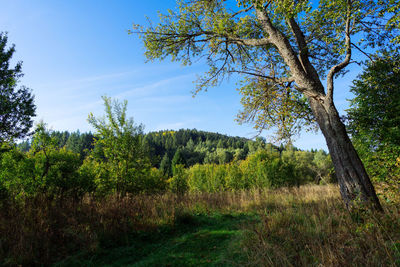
[0,32,36,142]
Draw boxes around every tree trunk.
[308,97,383,211]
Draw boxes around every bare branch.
[229,69,294,84]
[326,0,353,102]
[230,5,254,18]
[351,42,373,61]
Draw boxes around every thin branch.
[326,0,353,102]
[231,5,254,18]
[351,42,373,61]
[196,52,230,92]
[229,69,295,84]
[136,29,272,47]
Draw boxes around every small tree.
[0,32,36,143]
[169,164,188,197]
[171,148,186,175]
[160,152,172,177]
[88,96,149,195]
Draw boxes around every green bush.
[185,149,304,192]
[169,164,188,196]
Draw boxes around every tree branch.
[326,0,353,102]
[286,17,320,83]
[351,42,373,61]
[230,5,254,18]
[229,69,294,84]
[254,5,323,98]
[137,30,272,47]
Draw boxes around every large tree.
[0,32,36,143]
[134,0,400,210]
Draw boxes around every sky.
[0,0,363,150]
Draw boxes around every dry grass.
[0,185,399,266]
[237,184,400,266]
[0,190,266,266]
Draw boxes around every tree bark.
[308,97,383,211]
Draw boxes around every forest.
[1,0,400,266]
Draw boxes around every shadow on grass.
[55,212,258,267]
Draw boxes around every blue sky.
[1,0,362,150]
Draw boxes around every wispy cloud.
[36,69,140,93]
[113,73,194,99]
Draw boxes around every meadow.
[2,184,399,266]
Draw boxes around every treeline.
[18,130,95,159]
[18,128,271,169]
[0,97,334,203]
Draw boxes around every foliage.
[13,121,331,197]
[144,129,254,168]
[134,0,399,141]
[87,96,161,195]
[347,53,400,188]
[19,128,260,169]
[311,149,335,184]
[169,164,188,196]
[186,148,331,192]
[0,123,93,200]
[160,152,172,177]
[347,53,400,150]
[237,81,316,142]
[0,32,36,142]
[387,0,400,44]
[172,148,186,173]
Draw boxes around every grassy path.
[55,212,257,267]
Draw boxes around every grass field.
[2,184,400,266]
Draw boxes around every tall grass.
[1,185,399,266]
[237,185,400,266]
[0,189,266,265]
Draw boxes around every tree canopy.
[0,32,36,142]
[134,0,399,141]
